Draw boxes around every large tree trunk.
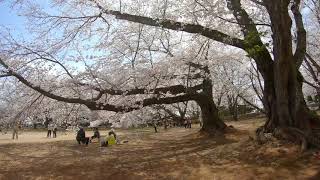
[294,73,316,131]
[261,72,278,131]
[196,95,227,132]
[269,1,297,128]
[255,1,320,148]
[224,0,319,141]
[263,1,305,129]
[261,67,312,133]
[197,95,226,132]
[196,78,227,132]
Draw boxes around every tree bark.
[195,78,227,132]
[196,96,226,132]
[266,1,296,127]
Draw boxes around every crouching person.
[90,127,100,143]
[100,129,117,147]
[76,127,89,145]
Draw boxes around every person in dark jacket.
[76,127,89,145]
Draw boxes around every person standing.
[12,122,19,140]
[188,119,192,128]
[52,124,58,138]
[153,122,158,133]
[47,123,52,138]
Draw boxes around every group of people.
[76,127,117,147]
[47,123,58,138]
[184,119,192,128]
[10,121,57,140]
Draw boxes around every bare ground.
[0,118,319,180]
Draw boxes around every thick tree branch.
[238,94,265,114]
[292,0,307,67]
[306,53,320,73]
[226,0,274,75]
[303,79,319,89]
[226,0,261,36]
[249,0,264,6]
[195,0,269,27]
[90,0,245,49]
[249,61,264,102]
[0,57,202,113]
[0,74,12,78]
[0,58,109,105]
[304,57,319,85]
[110,83,203,95]
[249,72,263,103]
[155,104,183,120]
[91,93,199,112]
[186,62,210,74]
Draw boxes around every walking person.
[153,122,158,133]
[184,120,187,128]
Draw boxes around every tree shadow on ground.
[0,127,319,180]
[0,129,236,179]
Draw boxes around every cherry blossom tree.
[0,0,320,145]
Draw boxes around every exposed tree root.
[199,125,237,138]
[256,126,320,152]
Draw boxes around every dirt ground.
[0,118,319,180]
